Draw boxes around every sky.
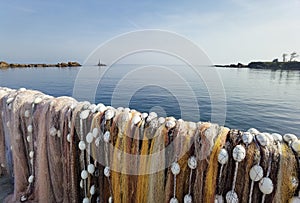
[0,0,299,64]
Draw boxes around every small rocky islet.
[0,61,81,69]
[215,60,300,70]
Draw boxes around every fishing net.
[0,87,299,203]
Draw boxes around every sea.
[0,64,299,135]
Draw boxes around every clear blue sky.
[0,0,299,64]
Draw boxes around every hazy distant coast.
[215,60,300,70]
[0,61,81,69]
[1,60,300,70]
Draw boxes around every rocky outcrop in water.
[215,63,247,68]
[0,61,81,69]
[0,62,9,68]
[215,61,300,70]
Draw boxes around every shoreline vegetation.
[215,61,300,70]
[0,61,81,69]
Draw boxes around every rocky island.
[215,52,300,70]
[215,61,300,70]
[0,61,81,69]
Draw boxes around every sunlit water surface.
[1,65,299,135]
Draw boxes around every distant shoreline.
[1,60,300,70]
[0,61,81,69]
[215,61,300,70]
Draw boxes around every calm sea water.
[0,65,299,135]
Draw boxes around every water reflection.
[249,68,300,85]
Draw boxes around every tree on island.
[282,53,288,62]
[289,52,299,62]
